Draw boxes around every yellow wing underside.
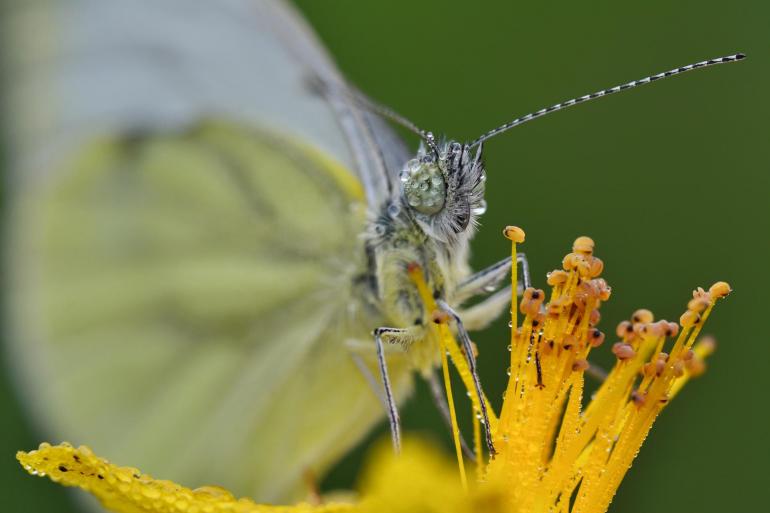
[6,121,413,503]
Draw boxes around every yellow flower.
[17,228,729,513]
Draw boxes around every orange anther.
[679,310,701,329]
[572,236,595,255]
[572,359,590,372]
[520,288,546,317]
[631,390,646,407]
[593,278,611,300]
[547,270,569,286]
[695,335,717,356]
[687,297,710,313]
[632,309,654,324]
[588,257,604,278]
[589,308,601,326]
[616,320,634,340]
[503,225,526,243]
[431,310,449,324]
[563,253,586,271]
[589,328,605,347]
[664,321,679,338]
[612,342,636,360]
[709,281,732,298]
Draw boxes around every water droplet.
[507,344,512,352]
[472,200,487,216]
[506,366,512,376]
[508,321,513,328]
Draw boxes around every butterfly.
[2,0,743,506]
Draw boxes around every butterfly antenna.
[470,53,745,148]
[339,85,441,156]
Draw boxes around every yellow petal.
[17,442,351,513]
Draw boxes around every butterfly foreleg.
[372,326,414,453]
[435,300,496,457]
[452,252,531,331]
[454,252,531,303]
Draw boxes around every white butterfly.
[2,0,743,507]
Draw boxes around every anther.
[572,236,595,255]
[672,360,685,377]
[632,309,654,324]
[612,342,636,360]
[576,257,593,277]
[688,297,710,313]
[647,321,667,338]
[679,310,701,328]
[547,270,569,286]
[520,288,546,317]
[589,328,606,347]
[431,310,449,324]
[709,281,732,298]
[692,287,710,301]
[685,356,706,376]
[695,335,717,355]
[616,320,634,340]
[562,253,582,271]
[589,257,604,278]
[593,278,611,300]
[572,359,590,372]
[643,362,655,377]
[504,226,526,243]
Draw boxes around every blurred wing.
[3,0,411,504]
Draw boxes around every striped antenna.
[470,53,745,148]
[341,85,441,156]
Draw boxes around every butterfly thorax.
[363,140,487,342]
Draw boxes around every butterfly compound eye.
[400,158,446,215]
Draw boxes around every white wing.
[2,0,412,505]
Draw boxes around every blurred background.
[1,0,767,512]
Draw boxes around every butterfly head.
[398,140,486,243]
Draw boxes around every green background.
[2,0,768,511]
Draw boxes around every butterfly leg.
[455,252,531,302]
[373,326,407,453]
[427,370,476,462]
[436,300,496,457]
[455,252,532,331]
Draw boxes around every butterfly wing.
[3,0,411,503]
